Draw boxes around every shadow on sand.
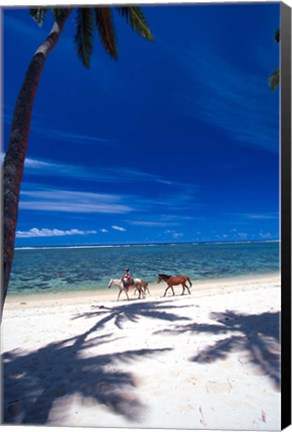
[72,298,193,329]
[155,309,280,390]
[3,330,172,425]
[3,298,192,426]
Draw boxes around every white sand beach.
[2,273,281,430]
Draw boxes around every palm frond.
[95,8,118,59]
[52,8,64,22]
[30,8,48,27]
[116,6,154,41]
[275,29,280,44]
[269,68,280,91]
[75,8,95,68]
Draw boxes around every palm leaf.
[275,29,280,44]
[269,68,280,91]
[116,6,154,41]
[75,8,95,68]
[30,8,48,27]
[52,8,64,22]
[95,8,118,59]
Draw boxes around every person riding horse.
[122,268,134,288]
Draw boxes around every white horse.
[108,278,149,301]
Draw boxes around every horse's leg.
[181,284,186,295]
[164,285,174,296]
[185,283,191,294]
[135,284,142,299]
[163,286,170,297]
[117,288,122,301]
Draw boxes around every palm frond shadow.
[156,310,280,389]
[3,327,172,425]
[72,299,193,329]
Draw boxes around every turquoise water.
[8,242,280,296]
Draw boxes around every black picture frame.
[280,2,291,429]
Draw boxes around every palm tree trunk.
[2,9,72,318]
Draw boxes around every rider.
[123,268,133,287]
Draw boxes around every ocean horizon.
[15,239,280,250]
[9,240,280,297]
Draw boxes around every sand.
[1,273,281,430]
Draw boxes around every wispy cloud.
[26,119,112,144]
[4,112,111,146]
[170,41,279,153]
[230,212,279,221]
[39,128,111,145]
[163,229,184,239]
[259,232,273,239]
[19,156,178,187]
[17,156,200,216]
[16,228,97,238]
[20,189,133,214]
[243,213,279,220]
[112,225,127,232]
[130,220,180,228]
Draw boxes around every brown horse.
[157,274,192,297]
[134,279,150,297]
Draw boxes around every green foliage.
[95,8,118,59]
[29,5,154,68]
[74,8,95,68]
[116,6,154,41]
[269,29,280,91]
[269,68,280,91]
[52,9,64,22]
[29,8,48,27]
[274,29,280,44]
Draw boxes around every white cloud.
[25,158,58,169]
[20,189,133,214]
[100,228,108,233]
[130,220,180,227]
[245,213,278,220]
[112,225,127,232]
[259,232,273,239]
[16,228,97,238]
[22,156,175,187]
[164,229,184,239]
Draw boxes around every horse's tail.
[187,277,192,287]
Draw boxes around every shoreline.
[4,272,280,310]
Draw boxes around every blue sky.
[3,3,280,246]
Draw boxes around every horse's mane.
[159,273,171,278]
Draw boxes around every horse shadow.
[3,327,172,425]
[155,310,280,390]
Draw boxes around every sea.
[8,241,280,297]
